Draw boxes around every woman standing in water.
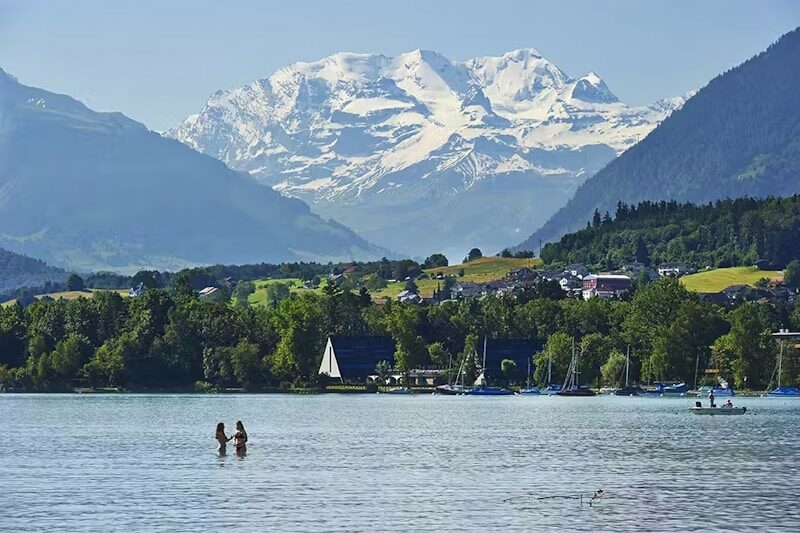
[233,421,248,456]
[215,422,232,455]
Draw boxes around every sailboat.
[519,357,541,395]
[468,336,514,396]
[767,337,800,396]
[614,346,643,396]
[541,346,562,395]
[556,337,596,396]
[435,350,469,395]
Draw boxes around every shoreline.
[0,387,780,396]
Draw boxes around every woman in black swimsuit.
[233,420,248,456]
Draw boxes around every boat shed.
[318,335,396,383]
[483,338,543,382]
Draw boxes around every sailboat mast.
[527,357,531,388]
[547,351,552,384]
[625,345,630,388]
[573,337,579,388]
[483,335,488,373]
[778,340,784,388]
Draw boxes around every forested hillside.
[0,248,66,293]
[540,196,800,269]
[518,27,800,248]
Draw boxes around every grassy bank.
[2,289,128,307]
[681,266,783,293]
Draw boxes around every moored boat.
[435,384,468,395]
[557,386,596,397]
[698,385,735,397]
[614,385,645,396]
[612,346,642,396]
[767,386,800,397]
[765,332,799,397]
[385,387,412,394]
[542,384,562,395]
[468,386,514,396]
[518,358,540,394]
[645,382,688,396]
[555,337,595,397]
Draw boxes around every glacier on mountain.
[170,49,691,259]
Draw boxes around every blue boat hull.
[519,388,541,395]
[768,386,800,397]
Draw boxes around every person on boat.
[215,422,232,455]
[233,420,248,456]
[709,390,716,408]
[724,399,733,408]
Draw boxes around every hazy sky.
[1,0,797,131]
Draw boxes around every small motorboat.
[767,386,800,397]
[690,406,747,415]
[518,387,541,395]
[385,387,412,394]
[542,384,562,395]
[468,386,515,396]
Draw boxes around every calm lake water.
[2,394,799,532]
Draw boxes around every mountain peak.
[171,47,686,258]
[571,71,618,103]
[503,48,544,61]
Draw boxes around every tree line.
[540,196,800,270]
[1,277,797,392]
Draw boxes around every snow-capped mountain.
[170,49,692,259]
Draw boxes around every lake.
[2,394,799,531]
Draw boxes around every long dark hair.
[216,422,225,434]
[236,421,245,432]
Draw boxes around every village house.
[581,274,632,300]
[450,282,485,300]
[559,274,584,295]
[506,267,539,283]
[397,289,423,304]
[657,262,696,277]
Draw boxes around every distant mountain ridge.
[517,27,800,250]
[0,247,67,293]
[0,69,384,273]
[170,48,690,259]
